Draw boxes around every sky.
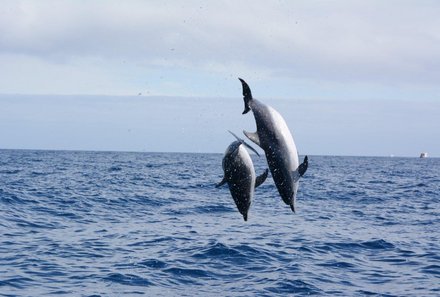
[0,1,439,156]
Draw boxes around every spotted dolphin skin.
[216,132,268,221]
[239,78,308,212]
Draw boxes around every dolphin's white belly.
[270,106,298,165]
[257,105,299,170]
[234,145,256,187]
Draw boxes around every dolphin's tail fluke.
[238,78,252,114]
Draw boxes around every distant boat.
[420,152,428,158]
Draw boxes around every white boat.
[420,152,428,158]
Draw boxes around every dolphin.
[216,131,269,221]
[238,78,308,212]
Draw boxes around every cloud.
[1,0,440,95]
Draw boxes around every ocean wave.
[0,151,438,296]
[103,273,152,287]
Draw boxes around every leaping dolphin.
[216,131,269,221]
[239,78,308,212]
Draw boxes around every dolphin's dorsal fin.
[298,155,308,177]
[238,78,252,114]
[243,130,261,148]
[291,155,308,183]
[255,169,269,188]
[228,130,260,156]
[215,176,227,188]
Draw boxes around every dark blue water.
[1,150,439,296]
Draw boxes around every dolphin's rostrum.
[238,78,308,212]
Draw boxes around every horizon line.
[0,147,434,159]
[0,92,429,103]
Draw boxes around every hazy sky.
[1,1,439,156]
[1,94,439,157]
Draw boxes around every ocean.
[0,149,439,296]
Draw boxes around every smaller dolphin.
[216,131,269,221]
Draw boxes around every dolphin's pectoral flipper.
[291,156,309,183]
[298,155,308,177]
[243,130,261,148]
[292,170,301,183]
[255,169,269,188]
[215,176,227,188]
[238,78,253,114]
